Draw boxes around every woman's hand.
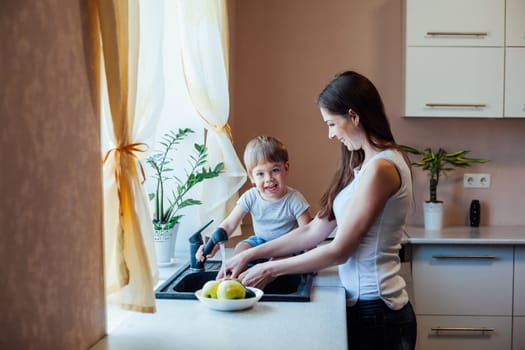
[217,250,250,279]
[238,261,276,290]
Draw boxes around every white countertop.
[92,251,347,350]
[406,225,525,244]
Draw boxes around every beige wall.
[230,0,525,227]
[0,1,105,348]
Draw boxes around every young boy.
[197,135,311,261]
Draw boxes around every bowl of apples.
[195,279,263,311]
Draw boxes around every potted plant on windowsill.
[146,128,224,266]
[401,145,488,231]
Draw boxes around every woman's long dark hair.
[317,71,399,220]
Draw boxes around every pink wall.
[230,0,525,227]
[0,1,105,348]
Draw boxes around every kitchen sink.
[155,260,314,302]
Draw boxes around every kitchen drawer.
[513,316,525,350]
[417,315,511,350]
[412,245,513,315]
[515,246,525,315]
[405,47,504,117]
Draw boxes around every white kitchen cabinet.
[405,47,504,118]
[404,0,524,118]
[506,0,525,46]
[406,0,504,47]
[514,317,525,350]
[411,244,514,349]
[505,49,525,118]
[412,245,513,315]
[417,315,512,350]
[515,246,525,316]
[514,246,525,350]
[504,0,525,118]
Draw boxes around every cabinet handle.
[426,32,488,37]
[425,103,486,108]
[431,326,495,334]
[432,255,497,260]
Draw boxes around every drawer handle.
[432,255,497,260]
[431,326,495,334]
[426,32,488,37]
[425,103,487,108]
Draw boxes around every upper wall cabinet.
[506,0,525,46]
[406,0,504,47]
[405,0,524,118]
[505,0,525,117]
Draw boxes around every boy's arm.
[296,209,312,227]
[197,205,247,261]
[290,189,312,227]
[218,205,247,236]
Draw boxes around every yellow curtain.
[91,0,163,313]
[176,0,247,235]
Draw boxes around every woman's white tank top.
[333,149,412,310]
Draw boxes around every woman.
[220,71,416,350]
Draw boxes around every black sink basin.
[155,260,313,302]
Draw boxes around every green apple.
[217,279,246,299]
[201,280,220,299]
[244,288,256,299]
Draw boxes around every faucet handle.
[188,219,214,244]
[211,227,229,244]
[188,219,214,271]
[202,227,228,257]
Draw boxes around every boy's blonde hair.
[243,136,289,178]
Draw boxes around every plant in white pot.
[401,146,488,231]
[146,128,224,265]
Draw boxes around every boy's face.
[250,161,289,201]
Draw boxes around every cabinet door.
[417,315,512,350]
[515,246,525,315]
[406,0,504,47]
[506,0,525,46]
[504,48,525,118]
[514,317,525,350]
[405,47,504,117]
[411,245,513,315]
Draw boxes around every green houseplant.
[146,128,224,264]
[401,146,489,203]
[401,145,488,230]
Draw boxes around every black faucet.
[188,221,230,271]
[188,219,214,271]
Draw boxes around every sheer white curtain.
[176,0,247,236]
[93,0,239,313]
[96,0,164,313]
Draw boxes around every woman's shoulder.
[364,150,407,180]
[372,149,409,169]
[375,148,402,159]
[366,157,399,177]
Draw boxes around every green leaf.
[144,129,224,230]
[400,144,488,202]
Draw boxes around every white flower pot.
[423,201,443,232]
[153,224,180,266]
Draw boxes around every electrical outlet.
[464,173,491,188]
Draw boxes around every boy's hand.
[196,243,220,262]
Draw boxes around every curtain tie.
[101,142,148,290]
[102,142,148,184]
[212,122,233,142]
